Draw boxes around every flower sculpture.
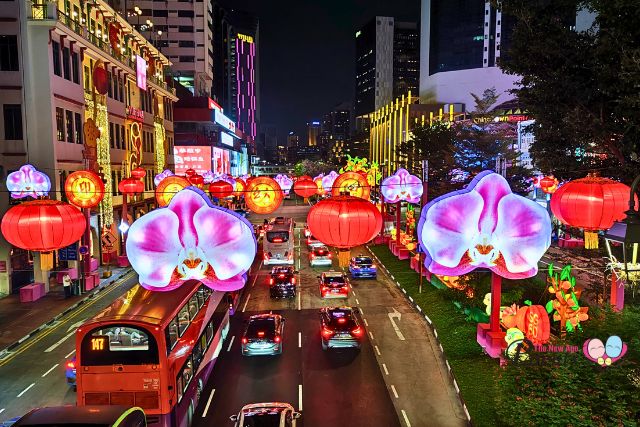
[418,171,551,279]
[154,170,174,186]
[274,174,294,196]
[321,171,339,194]
[202,170,216,184]
[313,174,326,196]
[6,164,51,199]
[546,263,589,336]
[126,187,256,292]
[381,168,423,204]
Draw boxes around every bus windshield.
[81,325,159,366]
[266,231,289,243]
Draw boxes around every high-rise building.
[107,0,214,96]
[287,132,300,147]
[258,124,277,163]
[307,121,320,146]
[419,0,519,109]
[355,17,419,117]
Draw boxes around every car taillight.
[292,277,296,284]
[278,274,285,278]
[274,335,281,343]
[66,361,75,369]
[311,253,315,259]
[351,327,363,337]
[337,318,346,324]
[322,327,334,338]
[257,331,265,337]
[328,253,332,258]
[321,286,328,292]
[269,278,274,285]
[273,238,283,242]
[242,337,248,344]
[264,253,269,260]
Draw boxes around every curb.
[0,269,135,358]
[367,246,474,427]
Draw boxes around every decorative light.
[118,219,130,234]
[154,122,166,173]
[6,164,51,199]
[245,177,283,214]
[155,176,190,207]
[332,171,370,199]
[381,168,423,203]
[65,170,105,208]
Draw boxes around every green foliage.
[293,159,336,178]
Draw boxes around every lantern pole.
[396,201,401,247]
[490,272,502,333]
[121,193,128,257]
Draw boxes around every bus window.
[166,317,179,351]
[196,287,205,308]
[178,306,190,335]
[206,321,214,344]
[81,325,158,366]
[187,296,199,320]
[181,357,193,392]
[176,374,184,402]
[266,231,289,243]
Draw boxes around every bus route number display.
[91,337,106,351]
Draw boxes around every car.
[348,256,377,279]
[320,306,364,350]
[318,271,349,298]
[269,266,298,298]
[65,356,76,391]
[306,235,323,249]
[303,224,312,238]
[309,245,332,267]
[241,314,285,356]
[230,403,301,427]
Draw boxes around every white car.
[309,245,332,267]
[230,402,301,426]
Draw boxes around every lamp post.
[604,175,640,311]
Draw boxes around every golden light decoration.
[65,170,105,208]
[155,176,191,207]
[332,171,370,199]
[154,122,166,173]
[245,177,283,214]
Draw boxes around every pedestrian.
[63,274,72,298]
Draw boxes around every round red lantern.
[188,174,204,188]
[1,200,86,252]
[185,169,196,177]
[539,175,559,194]
[65,170,105,208]
[293,178,317,200]
[92,64,108,95]
[245,177,283,214]
[332,172,370,199]
[233,178,246,197]
[550,174,634,248]
[307,195,382,266]
[155,176,190,207]
[522,305,550,345]
[296,175,312,182]
[131,168,146,180]
[118,178,144,195]
[209,180,233,199]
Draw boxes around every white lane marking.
[374,345,381,356]
[298,384,303,411]
[17,383,35,398]
[355,298,360,305]
[227,336,236,352]
[42,363,59,377]
[368,331,374,340]
[401,409,412,427]
[202,388,216,417]
[297,286,301,311]
[66,319,86,332]
[351,289,356,296]
[388,308,406,341]
[242,293,251,313]
[298,332,302,348]
[391,385,399,399]
[382,363,389,375]
[363,318,369,326]
[424,315,432,325]
[44,330,75,353]
[359,307,365,315]
[65,349,76,358]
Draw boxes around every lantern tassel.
[338,249,351,267]
[584,231,598,249]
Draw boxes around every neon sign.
[214,110,236,133]
[237,33,254,43]
[136,55,147,90]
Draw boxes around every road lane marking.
[17,383,35,398]
[351,289,356,296]
[401,409,411,427]
[202,388,215,417]
[374,345,381,356]
[391,385,399,399]
[65,349,76,358]
[227,336,235,352]
[382,363,389,375]
[359,307,365,315]
[44,330,75,353]
[242,293,251,312]
[297,286,301,311]
[42,363,59,377]
[298,384,303,411]
[368,331,374,340]
[355,298,360,304]
[298,332,302,348]
[363,318,368,326]
[388,307,406,341]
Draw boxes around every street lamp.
[134,6,142,27]
[604,175,640,310]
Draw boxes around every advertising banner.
[174,146,212,175]
[212,147,230,175]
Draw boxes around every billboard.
[220,131,234,147]
[212,147,230,175]
[136,55,147,90]
[214,110,236,133]
[174,146,212,175]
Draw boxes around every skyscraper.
[307,121,321,146]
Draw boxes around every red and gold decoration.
[155,176,190,207]
[108,22,121,51]
[128,121,143,172]
[233,178,246,197]
[332,172,370,200]
[293,178,317,202]
[92,62,109,95]
[209,180,234,199]
[65,170,105,209]
[187,173,205,189]
[550,174,632,248]
[245,177,283,214]
[1,200,86,252]
[539,175,559,194]
[307,196,382,266]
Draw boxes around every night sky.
[221,0,421,143]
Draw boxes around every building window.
[71,51,79,84]
[56,107,64,141]
[83,65,91,91]
[178,26,194,33]
[0,35,19,71]
[3,104,22,140]
[153,9,168,17]
[75,113,83,144]
[65,110,74,143]
[178,40,195,48]
[178,10,194,17]
[52,41,61,76]
[107,72,113,98]
[120,124,125,150]
[109,122,115,148]
[179,56,195,63]
[62,47,71,80]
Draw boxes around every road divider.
[298,384,303,411]
[401,409,411,427]
[391,385,399,399]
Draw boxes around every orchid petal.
[168,188,208,249]
[202,272,247,291]
[473,172,512,233]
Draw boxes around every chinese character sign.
[174,146,212,175]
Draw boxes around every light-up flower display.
[154,170,174,186]
[381,168,423,203]
[418,171,551,279]
[126,187,256,291]
[321,171,339,194]
[313,174,326,196]
[6,165,51,199]
[274,174,294,196]
[202,170,216,184]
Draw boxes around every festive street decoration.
[539,175,559,194]
[332,171,370,199]
[583,336,627,367]
[126,187,256,291]
[293,178,317,201]
[550,174,632,249]
[307,195,382,266]
[154,122,166,173]
[546,263,589,337]
[381,168,423,203]
[504,328,531,362]
[154,170,174,186]
[187,173,205,189]
[202,171,216,184]
[155,176,190,207]
[6,164,51,199]
[274,174,294,196]
[245,177,283,214]
[65,170,105,208]
[339,155,382,186]
[321,171,339,194]
[209,180,234,199]
[92,62,109,95]
[108,22,120,51]
[130,167,146,180]
[118,177,144,195]
[313,174,326,196]
[233,178,246,197]
[1,200,86,252]
[84,92,112,226]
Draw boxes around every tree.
[293,159,336,177]
[495,0,640,182]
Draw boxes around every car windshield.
[313,247,329,255]
[328,310,357,330]
[267,231,289,243]
[354,257,373,266]
[324,275,346,285]
[242,411,282,427]
[247,318,276,338]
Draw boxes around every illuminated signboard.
[238,33,254,43]
[212,147,230,175]
[173,146,212,175]
[208,98,222,112]
[136,55,147,90]
[126,106,144,121]
[220,132,234,147]
[214,110,236,133]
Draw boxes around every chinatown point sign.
[473,114,531,124]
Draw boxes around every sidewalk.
[0,266,132,353]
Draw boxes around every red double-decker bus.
[75,280,230,426]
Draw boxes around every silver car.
[241,314,284,356]
[230,402,301,426]
[309,245,332,267]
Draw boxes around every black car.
[269,266,298,299]
[320,306,363,350]
[241,314,285,356]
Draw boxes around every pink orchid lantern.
[381,168,423,204]
[418,171,551,280]
[321,171,339,194]
[6,164,51,199]
[126,187,257,291]
[274,174,294,196]
[154,170,174,186]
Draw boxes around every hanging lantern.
[539,175,559,194]
[209,180,234,199]
[1,200,86,252]
[185,169,196,177]
[296,175,313,182]
[108,22,120,51]
[551,174,632,249]
[118,177,144,195]
[293,178,318,202]
[92,63,108,95]
[65,170,105,208]
[307,196,382,266]
[245,177,283,214]
[155,176,190,207]
[332,172,370,199]
[233,178,246,197]
[131,167,146,180]
[313,175,326,196]
[188,173,205,189]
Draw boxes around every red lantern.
[108,23,120,51]
[539,175,558,194]
[1,200,86,252]
[188,174,204,188]
[296,175,312,182]
[293,179,317,200]
[332,172,370,199]
[307,195,382,266]
[522,305,551,345]
[156,176,190,207]
[92,65,108,95]
[118,178,144,195]
[209,180,233,198]
[245,177,283,214]
[185,169,196,177]
[65,170,105,208]
[551,174,634,249]
[131,168,146,180]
